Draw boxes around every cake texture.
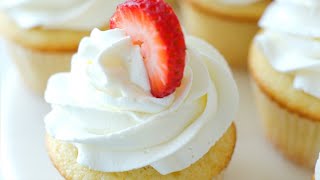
[180,0,270,68]
[46,123,236,180]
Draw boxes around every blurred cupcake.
[250,0,320,169]
[165,0,176,6]
[0,0,124,95]
[180,0,270,68]
[45,0,239,179]
[166,0,178,10]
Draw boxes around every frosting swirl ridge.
[44,28,238,175]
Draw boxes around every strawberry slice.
[110,0,186,98]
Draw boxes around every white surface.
[0,61,313,179]
[1,51,61,180]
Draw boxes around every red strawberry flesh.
[110,0,186,98]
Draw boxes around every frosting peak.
[44,28,238,174]
[0,0,124,30]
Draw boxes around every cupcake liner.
[180,1,259,68]
[252,80,320,169]
[4,40,73,95]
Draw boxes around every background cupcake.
[180,0,270,68]
[0,0,124,95]
[44,0,239,179]
[166,0,178,9]
[250,0,320,169]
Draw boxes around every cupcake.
[44,0,239,179]
[180,0,270,68]
[0,0,124,95]
[250,0,320,169]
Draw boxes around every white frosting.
[260,1,320,37]
[216,0,263,5]
[276,0,320,7]
[0,0,124,30]
[44,28,238,175]
[316,154,320,180]
[256,0,320,99]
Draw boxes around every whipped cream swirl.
[0,0,124,30]
[216,0,263,5]
[44,28,238,175]
[256,0,320,99]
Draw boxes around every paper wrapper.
[4,40,73,95]
[252,81,320,169]
[179,1,259,68]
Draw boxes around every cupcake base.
[46,123,236,180]
[252,82,320,169]
[4,41,73,95]
[180,1,262,68]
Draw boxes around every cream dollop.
[256,0,320,99]
[0,0,124,30]
[44,28,238,175]
[259,0,320,37]
[316,154,320,180]
[216,0,263,5]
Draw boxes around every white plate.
[0,55,312,180]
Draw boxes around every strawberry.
[110,0,186,98]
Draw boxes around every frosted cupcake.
[44,0,239,179]
[180,0,270,68]
[250,0,320,169]
[0,0,124,94]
